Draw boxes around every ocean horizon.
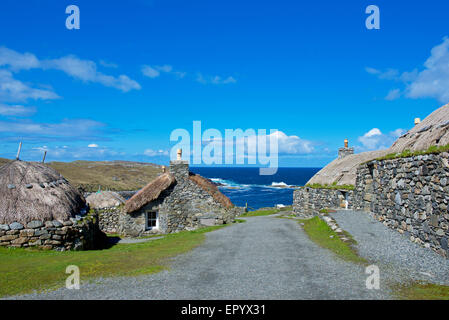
[190,167,321,209]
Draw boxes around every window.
[146,211,159,230]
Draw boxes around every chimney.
[414,118,421,126]
[169,148,189,180]
[338,138,354,159]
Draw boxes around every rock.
[0,224,9,231]
[52,220,63,228]
[395,192,402,205]
[436,229,445,236]
[9,222,24,230]
[7,184,16,189]
[63,221,73,226]
[0,234,18,241]
[26,220,43,229]
[20,229,34,237]
[11,237,29,245]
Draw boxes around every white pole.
[16,142,22,160]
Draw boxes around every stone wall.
[293,187,353,218]
[0,214,100,251]
[353,152,449,257]
[96,207,121,233]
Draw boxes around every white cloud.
[0,47,40,71]
[197,73,237,85]
[88,143,99,148]
[43,56,141,92]
[141,65,160,78]
[31,145,124,160]
[385,88,401,101]
[0,104,36,116]
[0,47,140,93]
[0,118,105,140]
[358,128,406,151]
[143,149,169,157]
[141,64,187,80]
[405,37,449,103]
[367,37,449,104]
[0,69,60,102]
[215,130,313,155]
[99,60,118,68]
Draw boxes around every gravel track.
[9,215,390,300]
[331,210,449,286]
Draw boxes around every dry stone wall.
[0,214,99,251]
[293,187,353,218]
[96,207,121,233]
[353,152,449,257]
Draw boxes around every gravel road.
[9,215,391,300]
[331,210,449,286]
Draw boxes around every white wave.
[270,182,290,188]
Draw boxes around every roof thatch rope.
[124,173,176,214]
[189,174,234,208]
[0,160,86,225]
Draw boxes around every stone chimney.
[414,118,421,126]
[338,139,354,159]
[169,148,189,180]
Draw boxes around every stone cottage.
[0,160,101,250]
[119,150,239,237]
[86,191,125,234]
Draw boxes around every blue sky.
[0,0,448,167]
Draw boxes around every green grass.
[240,206,292,217]
[393,282,449,300]
[0,225,226,297]
[298,216,367,264]
[305,183,355,191]
[375,143,449,162]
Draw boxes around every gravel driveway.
[9,215,391,300]
[331,210,449,286]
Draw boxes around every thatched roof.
[307,103,449,186]
[0,160,86,225]
[86,191,125,209]
[124,173,175,214]
[389,103,449,152]
[189,173,234,208]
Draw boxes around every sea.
[190,167,321,210]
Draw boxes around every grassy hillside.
[0,158,162,192]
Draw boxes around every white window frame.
[145,211,159,230]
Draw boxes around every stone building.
[119,151,239,237]
[0,160,101,250]
[293,103,449,257]
[86,191,125,234]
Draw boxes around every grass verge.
[298,216,367,265]
[0,224,226,298]
[240,206,292,217]
[305,183,355,191]
[375,143,449,161]
[392,282,449,300]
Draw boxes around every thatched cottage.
[119,153,239,237]
[0,160,100,250]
